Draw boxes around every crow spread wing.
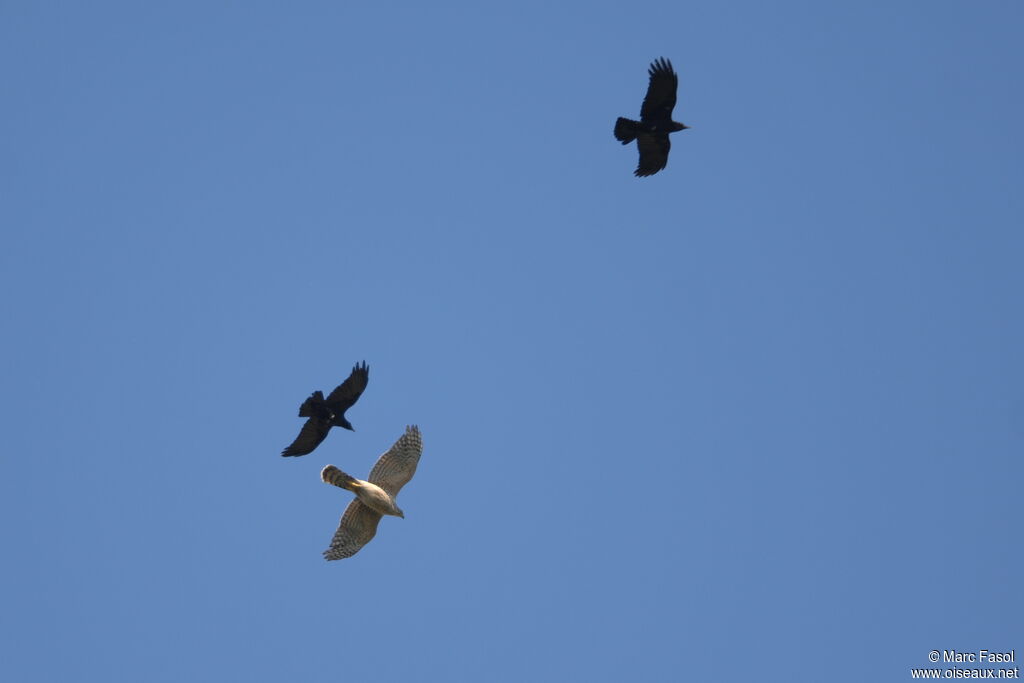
[635,132,672,177]
[325,361,369,413]
[281,415,332,457]
[639,57,678,123]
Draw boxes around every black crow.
[614,57,689,177]
[281,361,369,457]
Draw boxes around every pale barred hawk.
[320,425,423,560]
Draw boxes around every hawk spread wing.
[640,57,679,123]
[323,500,383,560]
[325,361,369,413]
[367,425,423,496]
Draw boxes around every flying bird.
[321,425,423,560]
[280,361,369,457]
[614,57,689,177]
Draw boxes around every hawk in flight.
[321,425,423,560]
[614,57,689,177]
[280,361,369,457]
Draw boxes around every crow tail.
[614,117,640,144]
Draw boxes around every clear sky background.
[2,2,1021,681]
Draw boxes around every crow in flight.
[281,361,369,457]
[614,57,689,177]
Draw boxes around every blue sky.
[2,2,1021,681]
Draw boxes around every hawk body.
[322,465,403,518]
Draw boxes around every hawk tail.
[298,390,325,417]
[321,465,358,491]
[614,117,640,144]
